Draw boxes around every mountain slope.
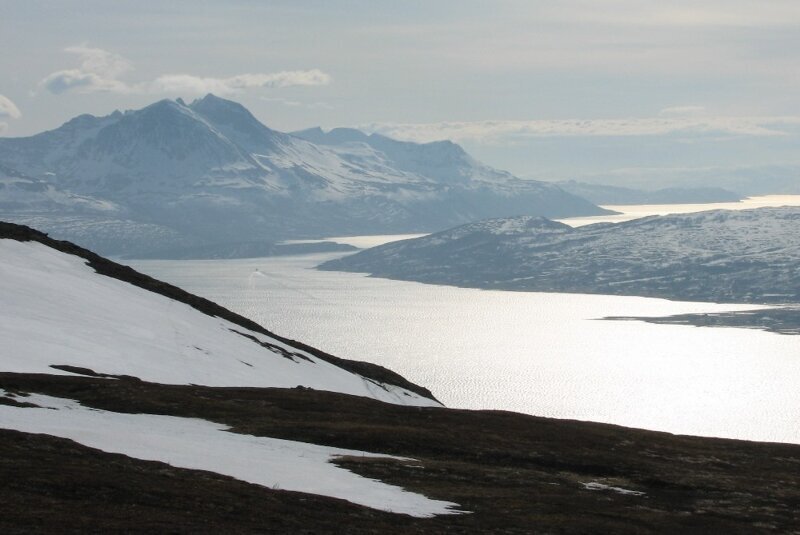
[3,374,800,532]
[0,95,608,257]
[320,207,800,304]
[0,221,437,403]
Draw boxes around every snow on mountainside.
[0,390,460,517]
[0,162,117,213]
[0,222,467,517]
[294,126,509,185]
[0,222,439,406]
[320,207,800,304]
[0,95,607,257]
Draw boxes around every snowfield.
[0,238,439,407]
[0,390,463,517]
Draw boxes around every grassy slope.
[1,373,798,534]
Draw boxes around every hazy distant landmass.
[320,206,800,305]
[0,95,608,258]
[561,165,800,197]
[606,307,800,336]
[556,180,742,205]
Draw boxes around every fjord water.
[558,194,800,226]
[131,197,800,443]
[131,256,800,445]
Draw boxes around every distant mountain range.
[556,180,742,205]
[0,95,607,257]
[321,207,800,304]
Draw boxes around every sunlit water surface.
[130,251,800,445]
[558,194,800,227]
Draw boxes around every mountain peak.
[189,93,278,147]
[190,93,248,115]
[195,93,226,104]
[150,97,186,109]
[327,127,370,143]
[291,126,370,145]
[138,98,195,120]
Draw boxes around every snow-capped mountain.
[320,207,800,304]
[0,95,607,257]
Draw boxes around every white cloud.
[150,70,331,95]
[64,45,132,79]
[39,46,133,94]
[40,69,130,94]
[39,46,331,96]
[359,116,800,144]
[0,123,7,133]
[261,96,334,110]
[659,105,707,117]
[0,94,22,119]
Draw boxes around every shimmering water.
[558,194,800,227]
[131,251,800,444]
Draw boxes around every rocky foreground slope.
[3,373,800,533]
[321,206,800,305]
[2,222,799,532]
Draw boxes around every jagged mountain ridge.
[0,95,607,257]
[320,206,800,304]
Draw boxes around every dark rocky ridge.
[606,306,800,336]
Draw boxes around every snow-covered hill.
[320,207,800,304]
[0,221,470,517]
[0,221,438,405]
[0,95,607,257]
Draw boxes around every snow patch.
[0,390,463,517]
[0,239,439,407]
[582,482,646,496]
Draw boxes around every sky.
[2,0,800,183]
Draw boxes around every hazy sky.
[2,0,800,180]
